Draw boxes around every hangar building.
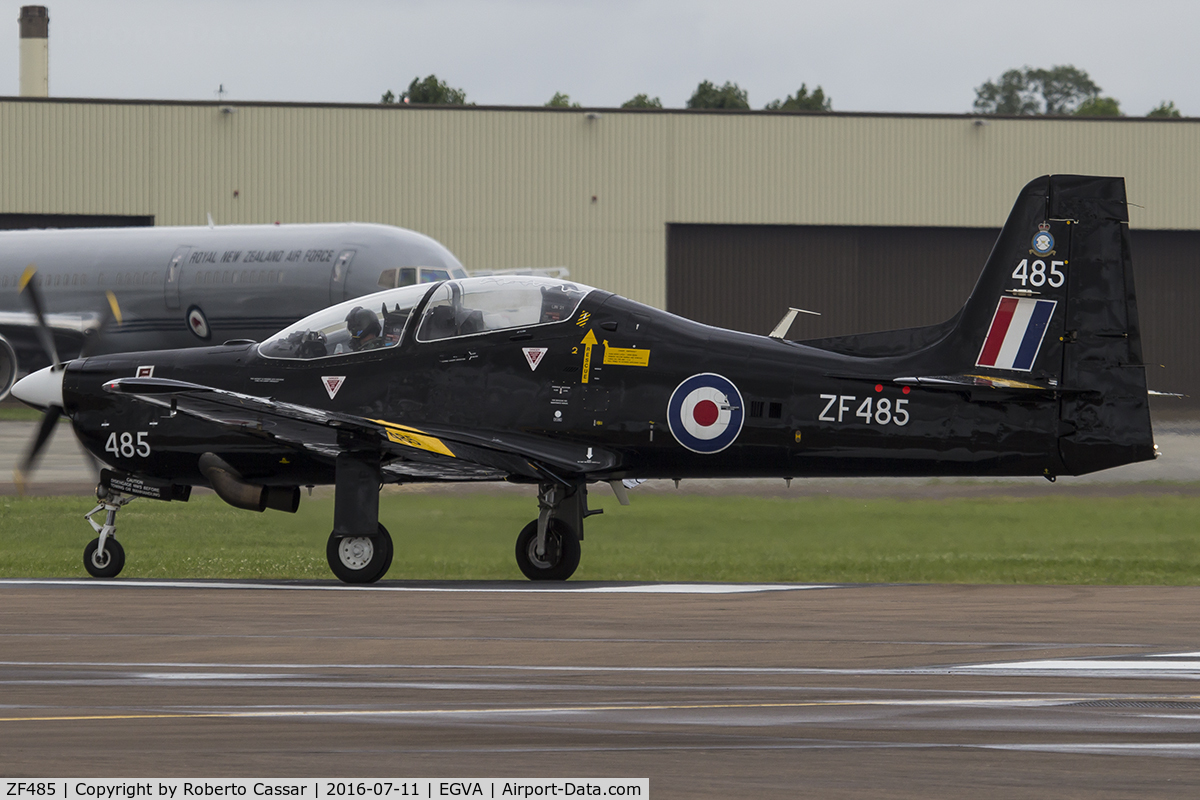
[0,97,1197,400]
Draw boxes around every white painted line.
[0,578,831,595]
[1148,652,1200,658]
[0,660,874,673]
[0,696,1087,725]
[567,583,829,594]
[982,743,1200,757]
[955,654,1200,676]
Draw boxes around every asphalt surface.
[3,581,1200,796]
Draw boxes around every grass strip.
[0,492,1198,584]
[0,405,53,422]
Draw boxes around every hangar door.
[0,213,154,230]
[667,224,1200,408]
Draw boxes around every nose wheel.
[84,537,125,578]
[515,519,580,581]
[82,491,135,579]
[327,523,393,584]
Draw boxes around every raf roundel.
[667,373,745,454]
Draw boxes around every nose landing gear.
[514,483,596,581]
[515,518,580,581]
[82,491,135,578]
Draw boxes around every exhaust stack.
[199,452,300,514]
[19,6,49,98]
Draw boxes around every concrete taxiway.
[2,581,1200,797]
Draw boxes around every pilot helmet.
[345,306,381,340]
[540,285,573,323]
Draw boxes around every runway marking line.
[0,696,1086,724]
[0,578,830,595]
[955,654,1200,674]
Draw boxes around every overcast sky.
[1,0,1194,116]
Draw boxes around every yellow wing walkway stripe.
[368,420,456,458]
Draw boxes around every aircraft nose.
[11,365,65,409]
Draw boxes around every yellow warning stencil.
[602,340,651,367]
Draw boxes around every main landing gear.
[514,483,596,581]
[327,523,393,584]
[325,451,394,584]
[82,491,135,578]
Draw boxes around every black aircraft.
[11,175,1156,583]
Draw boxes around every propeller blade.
[80,289,125,357]
[105,290,123,326]
[18,264,61,369]
[13,404,62,494]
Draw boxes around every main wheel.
[327,523,393,584]
[515,519,580,581]
[83,537,125,579]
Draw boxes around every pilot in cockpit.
[539,285,575,323]
[345,306,384,351]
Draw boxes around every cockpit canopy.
[415,277,589,341]
[258,276,593,360]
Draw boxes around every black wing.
[103,376,620,483]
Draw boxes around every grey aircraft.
[0,223,466,397]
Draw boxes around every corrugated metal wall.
[667,225,1200,403]
[1,99,1199,312]
[667,224,997,336]
[1129,231,1200,402]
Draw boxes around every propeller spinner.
[10,265,121,491]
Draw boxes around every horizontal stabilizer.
[893,374,1058,392]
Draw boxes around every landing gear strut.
[326,450,392,584]
[82,491,135,578]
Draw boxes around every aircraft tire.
[327,524,393,584]
[515,519,580,581]
[83,537,125,579]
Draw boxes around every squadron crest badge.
[1030,222,1055,256]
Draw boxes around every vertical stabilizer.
[949,175,1152,474]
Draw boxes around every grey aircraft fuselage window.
[0,222,467,398]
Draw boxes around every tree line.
[380,76,833,111]
[973,65,1179,117]
[380,66,1182,117]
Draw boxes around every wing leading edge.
[102,376,619,483]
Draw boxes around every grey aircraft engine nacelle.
[0,334,16,400]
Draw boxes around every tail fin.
[950,175,1152,472]
[800,175,1154,474]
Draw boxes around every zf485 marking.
[819,394,910,426]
